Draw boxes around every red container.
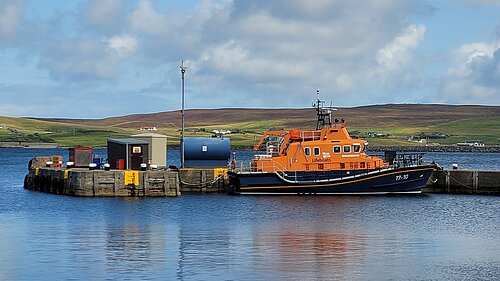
[289,130,301,140]
[116,159,125,170]
[69,147,92,167]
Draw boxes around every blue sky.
[0,0,499,118]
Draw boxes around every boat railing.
[234,162,389,183]
[234,160,304,182]
[299,130,322,141]
[252,157,287,174]
[233,157,390,182]
[391,153,425,168]
[234,156,287,174]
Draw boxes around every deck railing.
[299,130,322,141]
[392,153,425,168]
[234,160,392,183]
[235,157,392,172]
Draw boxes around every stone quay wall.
[425,169,500,195]
[24,168,181,197]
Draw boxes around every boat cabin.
[252,124,387,173]
[251,90,388,173]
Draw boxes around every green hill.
[1,104,499,147]
[0,116,131,147]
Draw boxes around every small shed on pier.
[107,138,149,170]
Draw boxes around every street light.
[180,60,187,168]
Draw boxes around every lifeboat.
[227,90,436,195]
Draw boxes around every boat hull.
[228,165,436,195]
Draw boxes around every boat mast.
[313,89,333,130]
[180,60,187,168]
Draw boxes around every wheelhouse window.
[313,147,320,156]
[333,146,341,154]
[353,144,361,153]
[304,147,311,156]
[343,145,351,153]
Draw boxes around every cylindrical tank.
[184,137,231,167]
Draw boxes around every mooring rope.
[443,170,474,189]
[179,174,225,187]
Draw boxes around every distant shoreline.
[367,145,500,153]
[0,142,59,148]
[2,142,499,153]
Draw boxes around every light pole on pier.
[180,60,187,168]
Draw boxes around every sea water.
[0,148,498,280]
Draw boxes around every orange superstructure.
[251,123,388,173]
[250,90,388,173]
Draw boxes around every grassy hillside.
[429,118,500,145]
[0,116,131,147]
[2,104,499,147]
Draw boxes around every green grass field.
[1,111,499,147]
[0,116,135,146]
[424,118,500,145]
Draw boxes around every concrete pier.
[23,156,227,197]
[177,168,226,193]
[425,169,500,195]
[24,168,181,197]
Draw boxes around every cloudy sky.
[0,0,499,118]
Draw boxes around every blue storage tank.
[184,137,231,167]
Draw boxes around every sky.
[0,0,499,118]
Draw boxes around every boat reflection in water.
[4,193,497,280]
[254,228,367,278]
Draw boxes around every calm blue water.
[0,148,499,280]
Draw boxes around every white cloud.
[169,0,429,106]
[457,0,500,5]
[129,0,167,35]
[4,0,500,117]
[0,0,23,39]
[105,34,137,59]
[439,41,500,104]
[376,25,426,73]
[38,36,135,81]
[0,0,436,113]
[82,0,126,31]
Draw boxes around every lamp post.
[180,61,187,168]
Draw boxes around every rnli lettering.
[312,158,332,163]
[396,174,409,181]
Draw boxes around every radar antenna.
[312,89,336,129]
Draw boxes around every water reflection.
[1,145,499,281]
[176,227,233,280]
[105,225,152,273]
[253,228,367,280]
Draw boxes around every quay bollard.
[66,161,74,169]
[140,163,147,171]
[452,163,458,170]
[89,163,97,170]
[103,163,110,171]
[150,164,158,170]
